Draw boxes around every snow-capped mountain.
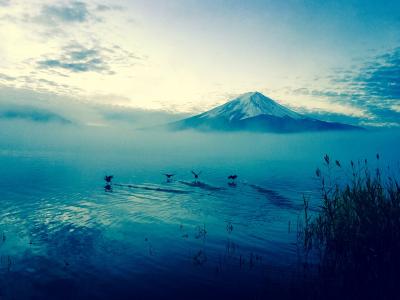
[198,92,301,121]
[169,92,361,133]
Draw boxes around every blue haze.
[0,118,399,298]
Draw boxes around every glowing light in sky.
[0,0,399,125]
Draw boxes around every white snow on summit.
[200,92,302,121]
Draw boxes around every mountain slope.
[168,92,362,133]
[201,92,302,121]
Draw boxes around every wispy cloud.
[0,73,17,82]
[286,47,400,126]
[0,86,181,128]
[35,41,144,78]
[95,4,123,12]
[101,107,187,127]
[38,44,109,73]
[391,104,400,112]
[355,48,400,102]
[0,0,398,120]
[41,1,89,23]
[336,48,400,125]
[301,111,367,126]
[0,106,72,124]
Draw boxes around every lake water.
[0,124,399,299]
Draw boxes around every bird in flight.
[228,174,238,187]
[228,175,238,181]
[191,171,201,181]
[104,175,114,183]
[164,174,175,182]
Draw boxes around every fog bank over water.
[0,110,399,300]
[1,118,399,168]
[0,87,188,129]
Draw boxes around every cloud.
[299,110,366,126]
[359,121,400,128]
[0,86,182,128]
[0,0,9,6]
[34,1,126,28]
[34,41,144,78]
[356,48,400,101]
[0,86,89,125]
[0,73,16,81]
[41,1,89,23]
[100,107,187,127]
[391,104,400,112]
[96,4,123,12]
[280,86,372,124]
[339,48,400,125]
[38,44,110,74]
[368,106,400,124]
[0,106,72,124]
[286,47,400,127]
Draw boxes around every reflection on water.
[0,129,399,299]
[0,156,309,299]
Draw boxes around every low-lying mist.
[2,87,399,173]
[1,117,399,168]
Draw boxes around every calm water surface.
[0,128,399,299]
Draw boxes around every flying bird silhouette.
[191,171,201,180]
[228,175,238,181]
[228,175,238,187]
[164,174,175,182]
[104,175,114,183]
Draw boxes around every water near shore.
[0,125,399,299]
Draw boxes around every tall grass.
[299,154,400,298]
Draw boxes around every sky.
[0,0,399,126]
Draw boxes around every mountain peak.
[202,91,302,121]
[241,91,263,97]
[236,91,276,107]
[242,91,264,98]
[169,91,362,132]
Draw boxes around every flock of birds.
[104,171,238,190]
